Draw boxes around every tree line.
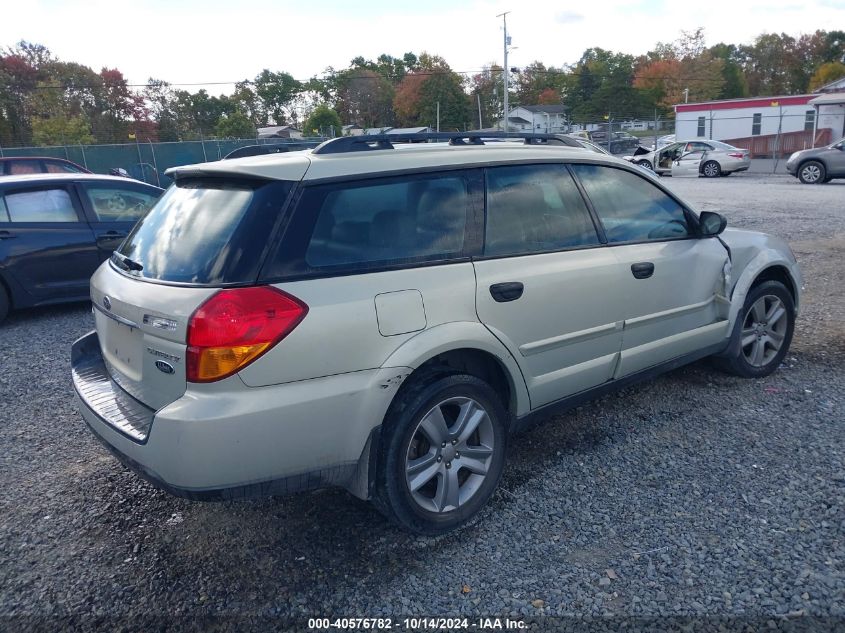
[1,29,843,148]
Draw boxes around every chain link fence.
[0,137,326,187]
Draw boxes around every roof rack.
[311,132,576,155]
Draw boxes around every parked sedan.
[0,173,162,323]
[0,156,91,176]
[626,140,750,177]
[785,138,845,184]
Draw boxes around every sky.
[3,0,845,92]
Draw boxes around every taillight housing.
[728,152,745,159]
[186,286,308,383]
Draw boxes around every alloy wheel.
[405,397,495,513]
[741,295,789,367]
[801,164,821,183]
[703,161,720,177]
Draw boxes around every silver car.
[786,138,845,184]
[72,133,801,535]
[627,140,751,177]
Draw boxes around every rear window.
[114,178,291,284]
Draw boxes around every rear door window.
[6,160,43,175]
[265,171,479,278]
[571,164,691,243]
[44,160,84,174]
[484,164,600,256]
[82,185,160,222]
[115,178,291,284]
[4,188,79,222]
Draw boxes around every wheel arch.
[380,322,531,420]
[797,157,828,179]
[727,253,802,334]
[350,323,531,501]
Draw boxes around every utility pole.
[684,88,689,104]
[497,11,511,133]
[477,93,483,129]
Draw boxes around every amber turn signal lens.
[186,287,308,383]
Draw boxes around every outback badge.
[155,360,175,375]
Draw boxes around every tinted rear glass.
[114,178,291,284]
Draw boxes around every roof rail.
[311,132,575,155]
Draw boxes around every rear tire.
[798,160,825,184]
[715,281,795,378]
[374,373,508,535]
[702,160,721,178]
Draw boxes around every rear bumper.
[72,331,405,500]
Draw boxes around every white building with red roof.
[673,78,845,156]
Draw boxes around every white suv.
[72,133,801,534]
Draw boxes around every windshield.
[114,178,291,285]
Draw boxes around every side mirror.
[699,211,727,236]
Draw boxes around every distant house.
[363,127,393,135]
[257,125,303,139]
[498,105,568,133]
[818,75,845,93]
[342,124,364,136]
[386,127,434,135]
[620,119,658,131]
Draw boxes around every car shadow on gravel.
[2,300,91,329]
[61,357,735,613]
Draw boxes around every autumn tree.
[513,61,566,107]
[31,115,94,145]
[394,55,470,130]
[809,61,845,91]
[740,33,801,95]
[468,63,502,128]
[634,29,724,110]
[334,68,395,128]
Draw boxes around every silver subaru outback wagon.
[72,133,801,535]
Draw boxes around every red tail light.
[728,152,746,159]
[186,286,308,383]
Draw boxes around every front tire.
[374,373,508,535]
[0,285,9,324]
[798,160,825,184]
[702,160,721,178]
[636,159,653,170]
[716,281,795,378]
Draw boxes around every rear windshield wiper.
[114,253,143,272]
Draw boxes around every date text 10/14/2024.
[308,617,527,630]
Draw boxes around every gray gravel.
[1,173,843,629]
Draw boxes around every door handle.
[490,282,524,303]
[100,230,127,239]
[0,230,17,240]
[631,262,655,279]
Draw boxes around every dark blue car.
[0,173,163,323]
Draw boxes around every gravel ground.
[1,173,843,630]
